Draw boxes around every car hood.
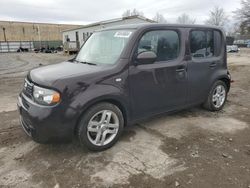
[29,61,107,86]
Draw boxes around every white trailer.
[62,15,155,53]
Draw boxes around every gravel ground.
[0,51,249,188]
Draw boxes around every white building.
[62,15,155,49]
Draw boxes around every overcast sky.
[0,0,241,25]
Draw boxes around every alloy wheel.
[87,110,119,146]
[212,85,226,108]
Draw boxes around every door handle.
[176,66,186,79]
[209,62,216,68]
[176,67,186,72]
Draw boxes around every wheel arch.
[74,96,129,135]
[219,77,230,92]
[210,70,230,92]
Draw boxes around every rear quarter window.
[214,30,222,56]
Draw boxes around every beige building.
[0,21,79,42]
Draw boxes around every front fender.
[62,84,130,127]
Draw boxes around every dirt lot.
[0,51,250,188]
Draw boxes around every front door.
[129,29,188,120]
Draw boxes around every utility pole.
[37,25,41,49]
[2,27,7,42]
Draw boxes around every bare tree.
[122,9,144,17]
[153,13,167,23]
[122,10,131,17]
[234,0,250,34]
[205,6,228,26]
[227,22,241,36]
[176,13,196,24]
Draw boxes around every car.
[18,24,231,151]
[247,41,250,48]
[227,45,239,53]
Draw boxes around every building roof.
[62,15,156,32]
[0,20,80,26]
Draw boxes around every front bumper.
[17,92,75,143]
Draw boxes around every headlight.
[33,85,60,105]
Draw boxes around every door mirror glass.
[136,51,157,64]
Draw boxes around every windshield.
[76,29,134,65]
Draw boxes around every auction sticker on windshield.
[114,31,132,38]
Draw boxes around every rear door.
[187,29,223,104]
[129,29,188,120]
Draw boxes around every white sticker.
[114,31,132,38]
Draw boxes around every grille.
[23,78,34,98]
[22,96,30,109]
[20,116,33,136]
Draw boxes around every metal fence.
[0,41,33,53]
[0,40,63,53]
[33,40,62,49]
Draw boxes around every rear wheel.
[77,102,124,151]
[203,80,227,111]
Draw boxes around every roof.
[101,23,223,31]
[62,15,156,32]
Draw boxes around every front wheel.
[77,103,124,151]
[203,80,228,111]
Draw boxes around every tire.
[77,102,124,151]
[203,80,228,111]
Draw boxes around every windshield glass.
[76,29,134,65]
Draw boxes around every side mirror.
[136,51,157,64]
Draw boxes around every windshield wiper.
[81,61,97,66]
[74,60,97,66]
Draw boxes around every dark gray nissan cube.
[18,24,231,151]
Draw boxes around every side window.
[137,30,180,62]
[190,31,206,58]
[206,31,214,57]
[83,33,86,42]
[65,35,69,42]
[190,29,222,59]
[214,30,222,56]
